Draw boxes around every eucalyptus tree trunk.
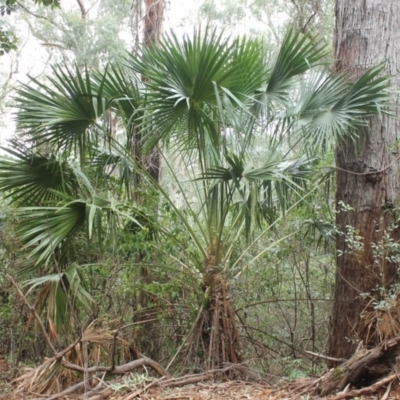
[130,0,164,183]
[329,0,400,362]
[141,0,164,182]
[131,0,165,361]
[144,0,164,47]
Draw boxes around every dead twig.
[8,275,170,398]
[123,376,167,400]
[304,350,347,363]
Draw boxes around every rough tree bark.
[329,0,400,362]
[142,0,164,181]
[139,2,165,175]
[130,0,165,361]
[144,0,164,47]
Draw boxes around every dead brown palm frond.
[65,320,131,367]
[14,321,134,395]
[14,358,64,395]
[14,356,79,395]
[82,320,115,343]
[356,295,400,346]
[64,342,84,367]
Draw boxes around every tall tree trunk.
[130,0,165,361]
[144,0,164,47]
[140,0,164,182]
[329,0,400,362]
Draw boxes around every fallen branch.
[163,372,214,388]
[122,365,239,399]
[304,350,347,363]
[314,335,400,396]
[60,356,169,376]
[123,376,167,400]
[8,275,170,398]
[46,378,93,400]
[37,357,169,399]
[330,373,397,400]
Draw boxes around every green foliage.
[0,0,60,57]
[25,0,133,66]
[0,25,16,55]
[5,0,60,8]
[0,25,391,374]
[0,141,82,205]
[15,67,111,159]
[199,0,334,51]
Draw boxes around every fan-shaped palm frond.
[265,29,329,101]
[92,66,144,138]
[200,153,311,240]
[15,66,111,160]
[0,140,90,205]
[127,27,265,163]
[253,29,329,120]
[17,189,143,268]
[282,63,391,153]
[18,200,87,267]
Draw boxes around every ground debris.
[110,381,279,400]
[6,337,400,399]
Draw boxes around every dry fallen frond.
[14,358,64,395]
[357,296,400,346]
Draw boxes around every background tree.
[329,0,400,361]
[12,0,137,67]
[198,0,334,47]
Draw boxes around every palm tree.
[0,27,389,368]
[124,28,389,367]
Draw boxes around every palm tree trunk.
[329,0,400,363]
[188,255,241,370]
[203,267,241,369]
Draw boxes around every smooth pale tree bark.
[329,0,400,362]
